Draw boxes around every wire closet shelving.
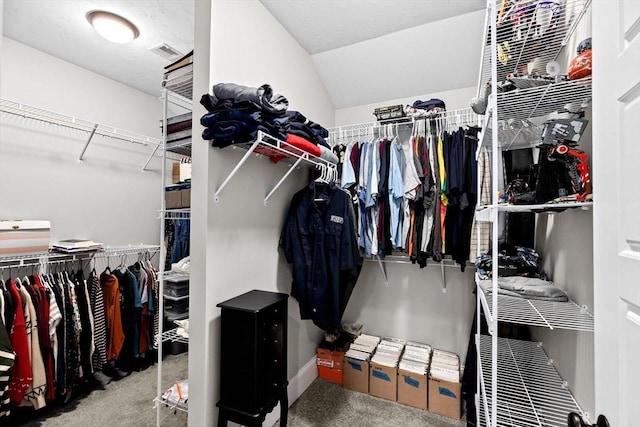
[0,98,163,170]
[476,0,594,426]
[477,336,585,427]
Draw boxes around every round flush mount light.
[87,10,139,44]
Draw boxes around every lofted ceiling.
[2,0,485,109]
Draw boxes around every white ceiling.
[2,0,485,109]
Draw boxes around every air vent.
[149,43,183,60]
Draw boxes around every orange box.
[317,348,345,385]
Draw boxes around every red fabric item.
[285,134,321,157]
[254,134,321,164]
[6,279,33,404]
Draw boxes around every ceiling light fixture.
[87,10,139,44]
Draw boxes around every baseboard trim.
[263,356,318,426]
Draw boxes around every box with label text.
[317,348,344,385]
[343,357,369,393]
[368,361,397,401]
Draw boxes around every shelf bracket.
[264,156,304,206]
[142,143,161,171]
[441,262,447,293]
[214,138,262,202]
[78,124,98,162]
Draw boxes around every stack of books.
[345,333,379,362]
[162,50,193,99]
[50,239,104,253]
[165,111,192,146]
[399,341,432,375]
[370,338,404,368]
[429,349,460,382]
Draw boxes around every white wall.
[343,262,475,358]
[189,1,334,426]
[312,10,485,109]
[0,37,163,247]
[335,85,477,126]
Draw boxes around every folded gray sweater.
[479,276,569,302]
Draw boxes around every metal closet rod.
[365,254,476,292]
[328,107,480,134]
[0,98,161,168]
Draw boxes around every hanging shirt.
[388,137,406,249]
[6,279,31,405]
[341,143,356,189]
[0,314,15,418]
[281,182,362,332]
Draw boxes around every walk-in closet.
[1,1,637,427]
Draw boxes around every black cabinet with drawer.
[216,290,288,427]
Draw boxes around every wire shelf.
[165,138,192,156]
[477,275,594,332]
[159,328,189,344]
[214,131,338,204]
[477,336,588,427]
[495,76,592,121]
[0,98,161,147]
[0,244,160,267]
[479,0,592,90]
[159,208,191,220]
[163,69,193,101]
[476,201,593,214]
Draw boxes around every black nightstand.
[216,290,289,427]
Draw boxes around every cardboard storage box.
[165,184,191,209]
[0,220,51,255]
[428,376,461,419]
[165,188,182,209]
[317,348,344,385]
[369,362,397,401]
[343,357,369,393]
[397,369,428,410]
[172,162,192,184]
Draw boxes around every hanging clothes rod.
[328,107,481,135]
[0,98,162,167]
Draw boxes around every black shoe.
[595,415,610,427]
[567,412,586,427]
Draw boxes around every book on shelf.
[167,120,192,134]
[164,63,193,81]
[51,239,104,252]
[167,129,192,142]
[164,50,193,73]
[167,112,192,125]
[162,72,192,89]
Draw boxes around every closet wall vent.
[150,43,183,60]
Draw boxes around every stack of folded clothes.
[200,83,336,163]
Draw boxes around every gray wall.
[0,36,163,247]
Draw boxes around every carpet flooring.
[9,352,189,427]
[278,378,466,427]
[7,354,466,427]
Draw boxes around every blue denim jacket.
[281,182,362,332]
